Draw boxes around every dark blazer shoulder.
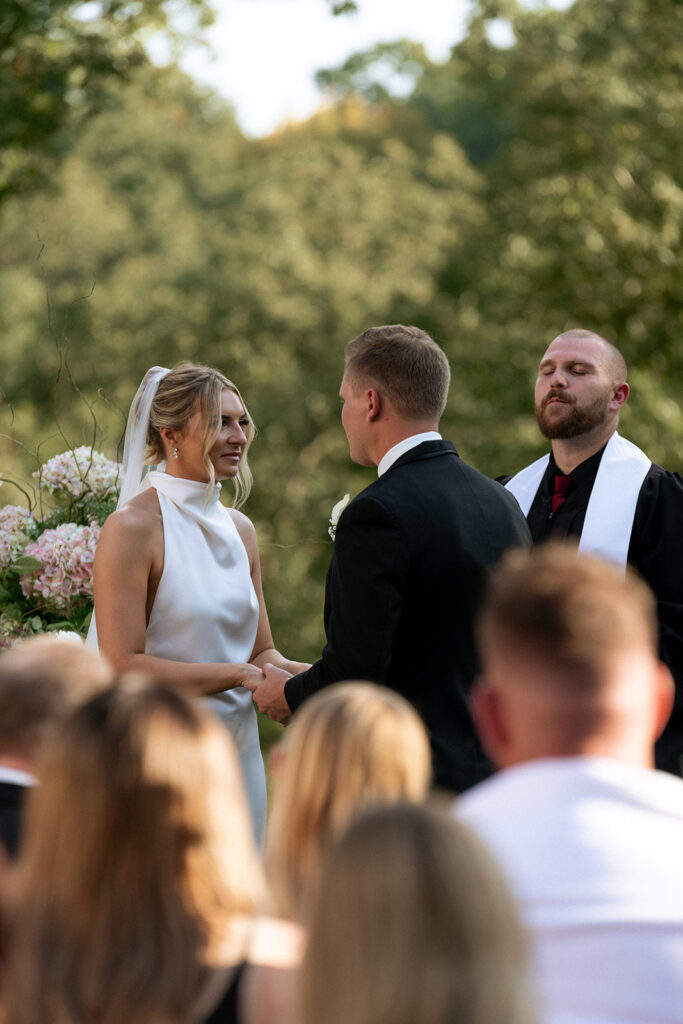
[387,439,459,472]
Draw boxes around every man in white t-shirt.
[455,544,683,1024]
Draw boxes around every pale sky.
[174,0,473,136]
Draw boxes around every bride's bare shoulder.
[100,488,161,546]
[228,507,257,551]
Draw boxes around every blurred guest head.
[266,682,431,921]
[5,674,263,1024]
[473,543,673,769]
[0,636,112,770]
[298,801,536,1024]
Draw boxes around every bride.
[91,363,307,841]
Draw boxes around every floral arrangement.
[35,446,119,500]
[0,447,120,649]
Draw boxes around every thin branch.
[0,476,36,511]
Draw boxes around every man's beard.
[535,390,611,439]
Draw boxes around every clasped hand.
[242,662,293,725]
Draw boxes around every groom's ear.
[367,387,382,421]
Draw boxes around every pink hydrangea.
[35,446,120,499]
[0,505,34,569]
[20,522,100,613]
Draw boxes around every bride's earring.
[173,446,179,460]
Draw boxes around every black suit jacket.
[0,780,27,859]
[285,441,531,792]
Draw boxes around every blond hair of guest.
[5,675,264,1024]
[298,802,537,1024]
[266,682,431,921]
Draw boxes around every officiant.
[502,328,683,775]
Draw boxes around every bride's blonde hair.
[145,362,255,507]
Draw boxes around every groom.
[250,325,529,792]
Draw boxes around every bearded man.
[504,328,683,775]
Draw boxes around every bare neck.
[502,728,654,772]
[551,421,617,474]
[373,421,439,467]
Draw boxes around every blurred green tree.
[0,0,213,202]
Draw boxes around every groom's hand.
[251,663,293,724]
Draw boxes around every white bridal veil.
[116,365,170,507]
[87,366,169,648]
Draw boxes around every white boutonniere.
[328,493,351,540]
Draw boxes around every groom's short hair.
[345,325,450,422]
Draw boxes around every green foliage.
[0,0,213,202]
[316,40,430,105]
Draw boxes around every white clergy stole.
[505,432,652,573]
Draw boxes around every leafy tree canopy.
[0,0,214,202]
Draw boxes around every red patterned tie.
[551,473,573,514]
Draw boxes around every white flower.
[0,505,34,569]
[328,493,351,540]
[34,446,120,500]
[51,630,85,644]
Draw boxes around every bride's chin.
[213,465,239,481]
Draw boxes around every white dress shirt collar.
[0,765,36,787]
[377,432,442,477]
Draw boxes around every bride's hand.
[235,663,266,692]
[206,664,265,694]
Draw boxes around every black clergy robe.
[517,446,683,776]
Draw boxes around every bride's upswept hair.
[145,362,255,507]
[5,675,264,1024]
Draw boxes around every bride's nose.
[229,422,247,445]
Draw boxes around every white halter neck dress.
[144,471,266,843]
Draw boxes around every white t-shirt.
[456,757,683,1024]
